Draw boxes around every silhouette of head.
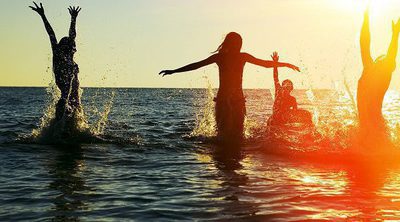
[215,32,242,54]
[282,79,294,93]
[58,37,76,55]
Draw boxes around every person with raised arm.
[30,2,82,121]
[357,9,400,144]
[268,52,312,127]
[160,32,300,142]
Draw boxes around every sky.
[1,0,400,89]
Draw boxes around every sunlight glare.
[331,0,394,17]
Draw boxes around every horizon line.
[0,85,333,90]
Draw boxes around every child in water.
[268,52,313,126]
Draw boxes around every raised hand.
[29,1,45,16]
[271,51,279,62]
[68,6,81,18]
[392,18,400,34]
[159,70,175,77]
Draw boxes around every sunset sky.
[1,0,400,89]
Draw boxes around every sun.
[330,0,393,15]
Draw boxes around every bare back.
[358,59,396,126]
[214,52,247,100]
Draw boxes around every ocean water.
[2,87,400,221]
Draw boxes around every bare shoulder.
[240,52,253,62]
[240,52,251,58]
[207,53,221,63]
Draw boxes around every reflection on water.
[194,138,400,221]
[197,144,262,220]
[46,145,91,221]
[244,153,400,220]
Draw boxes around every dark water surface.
[2,87,400,221]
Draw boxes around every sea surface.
[2,87,400,221]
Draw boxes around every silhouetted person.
[30,2,82,121]
[357,10,400,143]
[160,32,300,142]
[268,52,312,126]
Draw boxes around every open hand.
[159,70,175,77]
[392,18,400,33]
[68,6,81,17]
[271,51,279,62]
[29,1,44,16]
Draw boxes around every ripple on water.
[2,88,400,220]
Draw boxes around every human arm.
[360,9,373,67]
[244,53,300,72]
[29,2,57,49]
[271,52,281,95]
[159,54,218,76]
[68,6,81,40]
[387,19,400,62]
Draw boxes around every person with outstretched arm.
[160,32,300,143]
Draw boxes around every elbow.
[262,62,274,68]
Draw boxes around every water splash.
[30,83,115,144]
[190,77,217,138]
[343,78,358,119]
[306,88,319,125]
[315,89,357,149]
[31,82,60,138]
[244,117,260,139]
[88,91,115,135]
[189,77,265,140]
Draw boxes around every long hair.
[213,32,243,54]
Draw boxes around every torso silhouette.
[215,52,247,100]
[357,11,400,134]
[357,58,396,129]
[53,47,80,107]
[274,90,296,115]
